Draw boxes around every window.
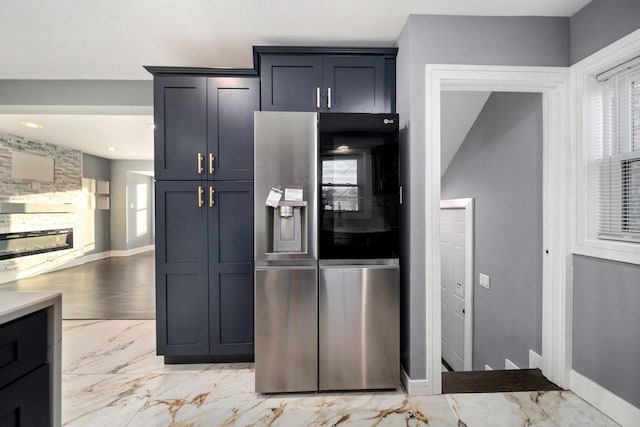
[593,58,640,242]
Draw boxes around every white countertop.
[0,290,62,324]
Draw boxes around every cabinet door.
[208,77,259,180]
[154,76,207,180]
[208,181,254,355]
[260,55,323,111]
[323,56,386,113]
[156,181,209,355]
[0,364,49,427]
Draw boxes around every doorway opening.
[424,65,571,395]
[439,90,559,394]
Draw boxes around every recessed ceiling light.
[20,121,43,129]
[106,147,117,152]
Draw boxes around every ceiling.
[0,0,590,159]
[0,115,154,160]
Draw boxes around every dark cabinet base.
[0,364,49,427]
[164,354,253,364]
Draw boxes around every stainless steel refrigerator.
[254,111,399,393]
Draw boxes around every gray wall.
[570,0,640,64]
[82,153,111,254]
[126,172,154,249]
[396,14,569,379]
[109,160,153,250]
[441,92,543,370]
[573,255,640,408]
[569,0,640,408]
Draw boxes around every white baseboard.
[570,369,640,427]
[110,245,154,257]
[529,350,543,369]
[505,359,519,370]
[81,251,113,263]
[401,366,433,396]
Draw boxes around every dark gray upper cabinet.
[323,56,386,113]
[260,55,323,112]
[156,180,254,357]
[208,78,259,180]
[256,47,397,113]
[152,72,258,181]
[154,76,207,181]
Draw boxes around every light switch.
[479,273,490,289]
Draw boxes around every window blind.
[596,61,640,241]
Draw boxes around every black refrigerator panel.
[319,113,399,259]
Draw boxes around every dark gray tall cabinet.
[146,47,396,363]
[146,67,258,361]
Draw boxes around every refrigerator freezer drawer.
[255,267,318,393]
[319,264,400,391]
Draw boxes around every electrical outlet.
[479,273,490,289]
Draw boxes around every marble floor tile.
[61,320,619,427]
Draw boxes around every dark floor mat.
[442,368,563,394]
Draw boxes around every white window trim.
[571,28,640,265]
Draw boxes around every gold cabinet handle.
[316,87,321,109]
[197,186,204,207]
[209,186,215,207]
[209,153,215,174]
[197,153,204,174]
[327,87,332,109]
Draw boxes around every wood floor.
[442,368,563,394]
[0,251,155,320]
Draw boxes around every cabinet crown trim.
[252,46,398,69]
[144,66,258,77]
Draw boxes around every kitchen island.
[0,291,62,427]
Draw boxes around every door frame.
[440,198,474,371]
[424,65,571,395]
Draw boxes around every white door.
[440,207,466,371]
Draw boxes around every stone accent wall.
[0,131,84,283]
[0,132,81,202]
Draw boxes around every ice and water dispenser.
[265,187,307,254]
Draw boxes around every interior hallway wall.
[441,92,543,371]
[126,172,154,250]
[82,153,111,254]
[110,160,153,251]
[396,14,569,379]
